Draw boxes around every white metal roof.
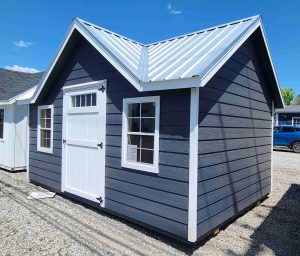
[77,16,260,82]
[32,15,284,108]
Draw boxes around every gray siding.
[197,37,273,240]
[29,36,190,240]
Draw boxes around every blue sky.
[0,0,299,94]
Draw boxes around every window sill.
[122,161,158,174]
[37,147,53,154]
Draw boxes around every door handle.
[97,142,103,148]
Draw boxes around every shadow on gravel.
[244,184,300,255]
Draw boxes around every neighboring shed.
[28,15,284,243]
[0,69,43,171]
[276,105,300,125]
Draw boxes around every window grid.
[126,102,155,165]
[71,93,96,108]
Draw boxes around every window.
[122,96,160,173]
[280,127,295,133]
[37,105,53,153]
[71,93,96,108]
[0,109,4,139]
[292,117,300,126]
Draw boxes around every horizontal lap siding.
[106,77,190,239]
[197,38,272,240]
[29,36,190,240]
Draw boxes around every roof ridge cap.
[145,15,261,47]
[75,17,146,47]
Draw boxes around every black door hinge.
[98,85,105,92]
[63,139,66,144]
[97,142,103,148]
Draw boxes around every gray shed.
[276,105,300,126]
[28,15,284,243]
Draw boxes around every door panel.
[62,82,106,205]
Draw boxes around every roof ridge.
[74,18,145,47]
[146,15,260,47]
[75,15,260,48]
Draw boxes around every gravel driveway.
[0,149,299,256]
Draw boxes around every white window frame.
[292,117,300,126]
[122,96,160,173]
[0,107,4,141]
[37,105,54,154]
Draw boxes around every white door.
[62,81,106,205]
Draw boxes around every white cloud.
[4,65,39,73]
[167,3,182,15]
[12,40,33,48]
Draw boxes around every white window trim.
[0,107,4,142]
[292,117,300,126]
[122,96,160,173]
[37,105,54,154]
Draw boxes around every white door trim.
[61,80,106,207]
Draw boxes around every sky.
[0,0,299,94]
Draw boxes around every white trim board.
[37,105,54,154]
[121,96,160,173]
[188,87,199,242]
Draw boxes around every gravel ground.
[0,149,299,256]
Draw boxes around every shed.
[276,105,300,126]
[0,68,43,171]
[28,15,284,243]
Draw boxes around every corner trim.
[188,87,199,242]
[271,101,274,191]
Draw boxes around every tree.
[281,88,295,105]
[293,95,300,105]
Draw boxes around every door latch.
[97,142,103,148]
[96,196,103,205]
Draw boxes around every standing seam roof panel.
[76,16,261,83]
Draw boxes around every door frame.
[61,80,107,207]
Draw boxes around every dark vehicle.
[273,125,300,153]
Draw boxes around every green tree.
[281,88,295,105]
[293,95,300,105]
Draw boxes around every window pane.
[40,130,51,148]
[128,103,140,117]
[141,103,155,117]
[92,93,97,106]
[141,118,155,133]
[0,126,3,139]
[86,94,91,106]
[76,95,81,107]
[280,127,294,133]
[141,136,154,149]
[45,118,51,129]
[45,109,51,118]
[41,109,46,118]
[141,149,154,164]
[128,135,141,148]
[40,118,45,128]
[72,96,76,107]
[0,109,3,123]
[128,118,140,132]
[81,95,86,107]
